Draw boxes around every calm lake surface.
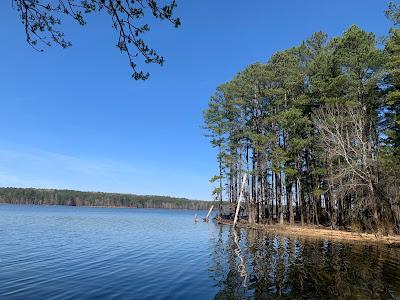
[0,204,399,299]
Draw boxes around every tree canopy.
[204,3,400,234]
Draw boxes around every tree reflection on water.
[209,226,400,299]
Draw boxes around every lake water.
[0,204,399,299]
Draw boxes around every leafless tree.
[312,104,391,231]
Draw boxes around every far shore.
[215,217,400,245]
[0,203,208,211]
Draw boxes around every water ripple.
[0,205,399,299]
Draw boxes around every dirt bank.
[215,217,400,245]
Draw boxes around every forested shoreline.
[204,3,400,234]
[0,187,212,210]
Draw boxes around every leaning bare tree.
[11,0,181,79]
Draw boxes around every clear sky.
[0,0,393,200]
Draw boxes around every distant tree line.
[0,187,212,210]
[204,3,400,234]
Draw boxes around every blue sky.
[0,0,393,200]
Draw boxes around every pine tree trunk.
[218,145,223,217]
[289,181,294,224]
[297,177,304,225]
[264,171,270,221]
[273,171,277,222]
[277,172,283,224]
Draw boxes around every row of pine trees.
[204,3,400,233]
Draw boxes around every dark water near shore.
[0,205,399,299]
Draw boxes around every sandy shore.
[215,217,400,245]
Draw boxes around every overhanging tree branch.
[12,0,181,80]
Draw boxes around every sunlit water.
[0,205,399,299]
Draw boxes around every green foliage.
[209,175,223,183]
[212,187,222,196]
[384,24,400,156]
[203,4,400,232]
[386,1,400,25]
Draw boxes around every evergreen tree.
[204,6,400,233]
[384,4,400,156]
